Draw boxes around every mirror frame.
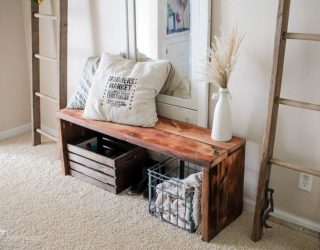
[127,0,210,127]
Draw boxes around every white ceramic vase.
[211,88,232,141]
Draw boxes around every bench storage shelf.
[57,109,246,242]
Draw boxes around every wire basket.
[148,158,202,233]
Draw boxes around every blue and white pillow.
[67,56,101,109]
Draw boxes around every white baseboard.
[0,123,31,141]
[243,197,320,232]
[243,197,256,212]
[0,124,57,141]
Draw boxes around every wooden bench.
[57,108,246,242]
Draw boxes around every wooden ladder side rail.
[31,2,41,145]
[31,0,68,144]
[251,0,292,242]
[59,0,68,109]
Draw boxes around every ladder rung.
[34,54,58,63]
[269,158,320,177]
[277,98,320,111]
[34,13,58,21]
[285,32,320,42]
[36,129,57,142]
[35,92,58,103]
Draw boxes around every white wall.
[68,0,127,102]
[135,0,158,59]
[210,0,320,225]
[0,1,30,133]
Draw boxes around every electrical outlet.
[298,172,313,192]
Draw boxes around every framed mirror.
[127,0,211,127]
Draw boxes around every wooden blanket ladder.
[31,0,68,145]
[251,0,320,241]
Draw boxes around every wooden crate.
[67,135,147,194]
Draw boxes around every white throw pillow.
[137,51,190,98]
[83,53,171,127]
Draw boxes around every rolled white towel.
[169,214,191,230]
[155,192,171,213]
[171,199,191,222]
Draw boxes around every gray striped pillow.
[67,56,101,109]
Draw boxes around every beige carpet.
[0,133,318,250]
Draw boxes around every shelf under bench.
[57,108,246,242]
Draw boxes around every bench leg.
[201,146,245,242]
[58,119,87,176]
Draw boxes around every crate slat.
[67,143,115,167]
[114,147,146,165]
[68,152,115,176]
[114,149,147,192]
[70,170,116,193]
[102,136,132,151]
[70,161,116,186]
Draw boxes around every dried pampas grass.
[200,27,244,89]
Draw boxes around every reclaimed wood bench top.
[57,109,245,167]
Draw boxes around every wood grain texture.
[70,170,116,194]
[251,0,291,242]
[67,143,116,167]
[58,120,88,175]
[155,117,245,154]
[277,98,320,112]
[31,2,41,145]
[66,134,147,194]
[269,158,320,177]
[31,0,68,145]
[285,32,320,41]
[114,148,147,193]
[59,0,68,109]
[226,147,245,224]
[35,92,58,103]
[68,153,115,176]
[70,161,116,185]
[69,149,146,194]
[201,146,245,242]
[57,109,230,167]
[34,53,58,63]
[36,128,57,142]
